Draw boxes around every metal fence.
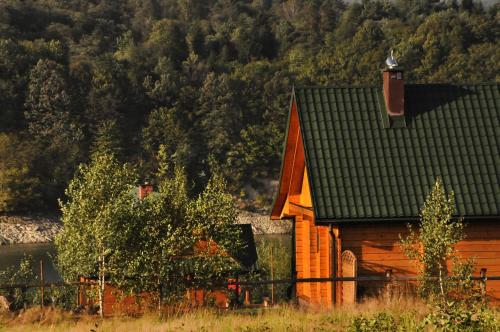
[0,260,499,309]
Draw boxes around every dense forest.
[0,0,498,213]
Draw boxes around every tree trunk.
[438,264,445,298]
[157,277,162,317]
[98,252,106,318]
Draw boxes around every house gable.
[271,95,313,221]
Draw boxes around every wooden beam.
[271,99,300,219]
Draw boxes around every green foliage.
[0,255,37,310]
[44,285,77,311]
[400,178,466,298]
[55,151,137,316]
[90,119,123,158]
[185,170,244,292]
[0,133,41,212]
[348,312,398,332]
[141,107,188,172]
[0,0,497,211]
[56,148,243,310]
[55,151,137,280]
[25,59,77,141]
[117,152,195,304]
[250,236,291,303]
[424,300,500,331]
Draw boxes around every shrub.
[348,312,398,332]
[423,301,500,332]
[246,236,291,304]
[0,255,38,310]
[44,285,77,311]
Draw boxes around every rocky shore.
[236,210,292,235]
[0,215,62,245]
[0,210,289,245]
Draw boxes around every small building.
[271,59,499,306]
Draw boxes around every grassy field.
[0,297,433,332]
[1,296,499,331]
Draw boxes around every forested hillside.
[0,0,498,212]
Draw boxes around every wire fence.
[0,259,499,311]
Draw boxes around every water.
[0,243,60,283]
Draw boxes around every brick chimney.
[382,52,404,116]
[138,182,153,199]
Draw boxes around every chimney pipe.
[382,52,404,116]
[382,69,404,116]
[138,182,153,200]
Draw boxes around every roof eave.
[270,87,297,219]
[315,215,499,225]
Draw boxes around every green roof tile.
[294,84,499,220]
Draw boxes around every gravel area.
[0,215,62,245]
[0,209,289,245]
[236,210,292,235]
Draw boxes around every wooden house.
[271,62,499,306]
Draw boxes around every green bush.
[44,285,77,311]
[0,255,38,310]
[424,301,500,332]
[348,312,398,332]
[244,236,291,304]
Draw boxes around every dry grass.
[0,296,433,332]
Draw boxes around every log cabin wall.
[340,220,500,304]
[295,215,333,306]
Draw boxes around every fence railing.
[1,259,499,309]
[4,275,499,290]
[222,275,500,286]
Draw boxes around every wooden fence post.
[270,247,274,305]
[40,260,44,309]
[244,289,250,305]
[480,268,487,299]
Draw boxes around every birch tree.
[186,170,243,290]
[400,177,465,298]
[120,148,196,311]
[119,146,242,311]
[55,152,137,317]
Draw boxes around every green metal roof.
[295,84,499,220]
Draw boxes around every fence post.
[480,268,487,299]
[270,247,274,305]
[385,269,393,298]
[40,260,44,309]
[244,289,250,305]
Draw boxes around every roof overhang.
[315,215,499,225]
[271,88,299,220]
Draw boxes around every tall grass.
[1,290,499,332]
[0,296,437,332]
